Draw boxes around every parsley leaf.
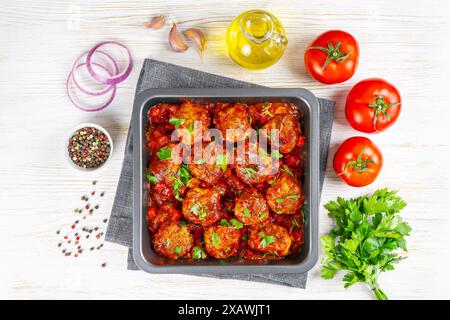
[174,246,182,255]
[321,188,410,300]
[211,232,221,248]
[146,173,159,184]
[215,153,227,172]
[192,246,207,259]
[271,149,283,159]
[245,167,257,177]
[191,203,207,220]
[258,231,276,248]
[243,207,251,218]
[281,167,294,177]
[169,117,185,129]
[230,219,244,229]
[286,194,299,199]
[157,146,172,161]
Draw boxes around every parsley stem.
[370,282,388,300]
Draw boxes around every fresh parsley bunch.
[321,188,411,300]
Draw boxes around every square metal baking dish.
[133,88,319,274]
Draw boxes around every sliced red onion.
[71,50,119,96]
[86,41,133,85]
[67,62,117,112]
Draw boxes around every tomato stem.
[368,95,400,131]
[341,148,376,174]
[307,41,349,70]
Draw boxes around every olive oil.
[226,10,288,70]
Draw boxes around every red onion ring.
[71,50,119,96]
[67,62,117,112]
[86,41,133,85]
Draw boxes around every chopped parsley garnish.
[258,232,276,248]
[245,167,257,177]
[281,166,294,177]
[174,246,182,255]
[290,218,301,232]
[230,219,243,229]
[165,238,171,247]
[276,198,284,203]
[258,147,269,157]
[271,150,283,159]
[146,173,159,184]
[169,117,185,129]
[211,232,221,248]
[258,212,267,220]
[172,164,192,201]
[215,153,227,172]
[157,146,172,161]
[242,233,248,241]
[286,194,300,199]
[243,207,251,218]
[220,219,230,227]
[192,246,207,259]
[188,123,195,133]
[262,103,273,118]
[191,203,207,220]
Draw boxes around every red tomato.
[333,137,383,187]
[345,78,401,133]
[304,30,359,84]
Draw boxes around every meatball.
[214,103,251,143]
[172,101,211,145]
[265,170,303,214]
[248,223,292,256]
[153,222,193,259]
[181,187,222,226]
[149,143,182,184]
[235,142,275,185]
[204,225,241,259]
[188,142,228,185]
[234,188,269,225]
[261,113,301,154]
[146,204,182,233]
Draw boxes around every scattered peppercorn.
[100,192,105,197]
[101,262,107,268]
[92,180,97,185]
[94,205,99,210]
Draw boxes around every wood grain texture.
[1,0,449,300]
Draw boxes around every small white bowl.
[65,123,114,172]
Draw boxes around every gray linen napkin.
[106,59,335,289]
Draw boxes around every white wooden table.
[1,0,449,300]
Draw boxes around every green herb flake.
[188,123,195,133]
[261,103,273,118]
[215,153,227,172]
[191,203,207,220]
[281,166,294,177]
[230,219,244,229]
[174,246,182,255]
[192,246,207,259]
[169,117,185,129]
[165,238,171,247]
[146,173,159,184]
[245,167,257,177]
[271,150,283,159]
[258,231,276,248]
[320,188,410,300]
[258,212,267,220]
[220,219,231,227]
[211,232,221,248]
[276,198,284,203]
[243,207,251,218]
[286,194,300,199]
[157,146,172,161]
